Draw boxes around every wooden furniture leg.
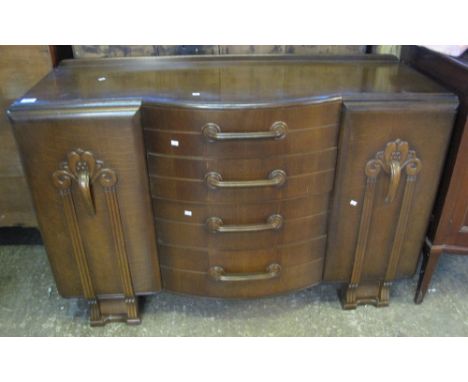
[414,241,443,304]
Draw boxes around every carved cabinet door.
[324,100,457,308]
[11,109,161,325]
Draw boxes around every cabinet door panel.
[325,101,456,283]
[12,112,161,298]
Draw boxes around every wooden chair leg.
[415,243,443,304]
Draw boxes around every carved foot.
[340,282,390,310]
[339,283,358,309]
[88,296,141,326]
[376,281,391,307]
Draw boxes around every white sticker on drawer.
[184,210,192,217]
[350,200,358,207]
[192,92,200,96]
[20,98,37,104]
[171,140,179,147]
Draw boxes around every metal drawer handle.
[206,214,283,233]
[209,263,281,282]
[202,121,287,141]
[206,169,286,189]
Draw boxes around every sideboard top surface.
[9,55,456,114]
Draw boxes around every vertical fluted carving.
[52,167,102,321]
[52,149,139,325]
[342,139,422,309]
[98,169,139,322]
[378,154,422,303]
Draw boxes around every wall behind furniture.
[0,46,53,227]
[72,45,367,58]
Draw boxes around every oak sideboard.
[8,55,457,325]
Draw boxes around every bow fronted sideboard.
[8,55,457,325]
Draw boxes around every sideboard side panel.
[11,110,161,297]
[324,101,457,283]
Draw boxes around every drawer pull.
[202,121,287,141]
[206,214,283,233]
[206,169,286,189]
[209,263,281,282]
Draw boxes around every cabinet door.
[324,100,456,307]
[11,107,161,325]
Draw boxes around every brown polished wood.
[401,46,468,304]
[8,54,457,324]
[11,109,162,326]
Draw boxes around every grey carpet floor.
[0,245,467,336]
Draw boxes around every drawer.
[142,100,341,159]
[152,194,330,223]
[144,124,338,158]
[160,258,323,298]
[142,100,341,133]
[149,168,335,203]
[156,211,327,250]
[158,235,327,272]
[147,147,337,179]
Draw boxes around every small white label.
[20,98,37,104]
[170,140,179,147]
[184,210,192,217]
[192,92,200,96]
[97,77,107,82]
[350,200,358,207]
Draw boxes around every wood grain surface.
[8,54,458,308]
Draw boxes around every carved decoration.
[341,139,422,309]
[52,149,139,325]
[372,139,422,203]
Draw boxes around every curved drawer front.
[150,169,335,203]
[142,101,341,159]
[147,147,337,179]
[142,101,341,133]
[156,212,327,250]
[152,194,330,223]
[160,259,323,298]
[145,100,341,298]
[144,125,338,158]
[159,235,327,272]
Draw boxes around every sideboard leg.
[339,281,384,309]
[89,296,141,326]
[376,281,391,307]
[415,243,443,304]
[125,297,141,325]
[89,299,105,326]
[340,284,358,309]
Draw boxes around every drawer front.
[147,147,337,179]
[150,169,335,203]
[144,125,338,158]
[161,259,323,298]
[159,235,327,272]
[156,212,327,250]
[142,101,341,159]
[145,100,340,297]
[152,194,330,223]
[142,101,341,133]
